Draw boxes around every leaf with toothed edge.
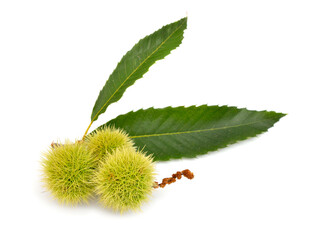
[90,17,187,122]
[91,105,286,161]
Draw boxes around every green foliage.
[93,147,155,213]
[90,17,187,123]
[95,105,286,161]
[41,17,286,212]
[41,141,97,205]
[85,126,134,161]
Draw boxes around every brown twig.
[51,142,62,148]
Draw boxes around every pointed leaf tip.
[91,17,188,122]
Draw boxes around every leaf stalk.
[82,121,94,140]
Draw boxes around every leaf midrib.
[130,120,264,139]
[92,19,186,122]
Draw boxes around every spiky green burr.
[41,141,96,205]
[94,147,156,213]
[85,126,134,161]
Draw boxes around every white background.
[0,0,312,239]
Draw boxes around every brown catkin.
[154,169,194,188]
[182,169,194,179]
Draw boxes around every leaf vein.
[130,120,264,139]
[91,20,186,122]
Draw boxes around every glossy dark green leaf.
[90,17,187,122]
[93,105,285,161]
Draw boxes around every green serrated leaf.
[93,105,286,161]
[90,17,187,123]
